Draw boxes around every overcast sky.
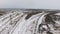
[0,0,60,9]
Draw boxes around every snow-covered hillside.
[0,11,60,34]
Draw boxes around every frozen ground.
[0,10,60,34]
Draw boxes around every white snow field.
[0,11,60,34]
